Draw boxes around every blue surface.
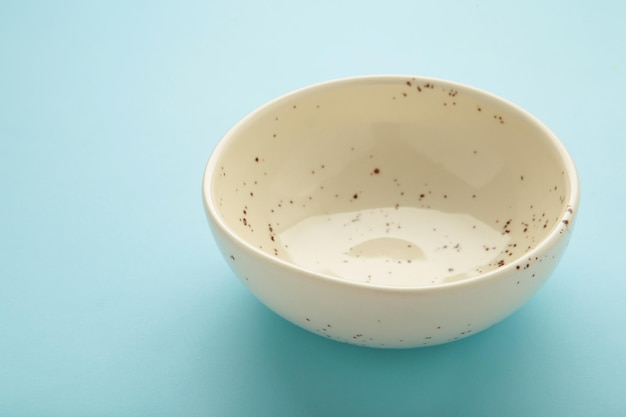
[1,1,625,416]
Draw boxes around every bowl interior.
[207,77,575,287]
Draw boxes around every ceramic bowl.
[202,75,579,348]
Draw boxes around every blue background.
[1,1,625,416]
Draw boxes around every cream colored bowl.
[202,76,579,348]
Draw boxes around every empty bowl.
[202,75,579,348]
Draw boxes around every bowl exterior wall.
[208,216,574,348]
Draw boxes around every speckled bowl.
[202,75,579,348]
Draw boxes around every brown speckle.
[229,255,235,261]
[406,81,412,86]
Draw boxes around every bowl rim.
[202,74,580,293]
